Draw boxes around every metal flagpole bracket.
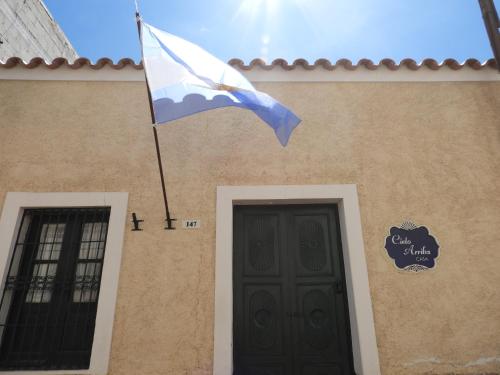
[165,217,177,230]
[131,213,144,231]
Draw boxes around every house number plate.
[182,219,201,229]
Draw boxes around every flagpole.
[479,0,500,71]
[135,5,176,230]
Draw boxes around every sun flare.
[232,0,281,23]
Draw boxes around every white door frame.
[213,185,380,375]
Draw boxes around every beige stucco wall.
[0,77,499,375]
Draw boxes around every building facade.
[0,0,77,62]
[0,57,499,375]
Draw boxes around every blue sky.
[44,0,494,64]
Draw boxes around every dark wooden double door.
[233,205,354,375]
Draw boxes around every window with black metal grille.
[0,207,110,370]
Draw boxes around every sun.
[232,0,281,23]
[263,0,280,14]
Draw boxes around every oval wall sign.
[384,221,439,272]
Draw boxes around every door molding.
[214,185,380,375]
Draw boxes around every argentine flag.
[140,21,301,146]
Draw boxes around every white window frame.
[0,192,128,375]
[213,185,381,375]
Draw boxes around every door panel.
[294,215,333,277]
[234,205,354,375]
[301,364,343,375]
[244,285,284,354]
[289,209,353,374]
[234,210,293,374]
[297,284,338,355]
[244,364,285,375]
[244,215,280,277]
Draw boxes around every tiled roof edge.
[0,57,143,70]
[229,58,498,71]
[0,56,497,71]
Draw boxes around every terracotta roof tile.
[228,57,498,71]
[0,57,142,70]
[0,57,497,71]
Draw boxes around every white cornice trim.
[0,64,499,82]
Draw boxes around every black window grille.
[0,207,110,370]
